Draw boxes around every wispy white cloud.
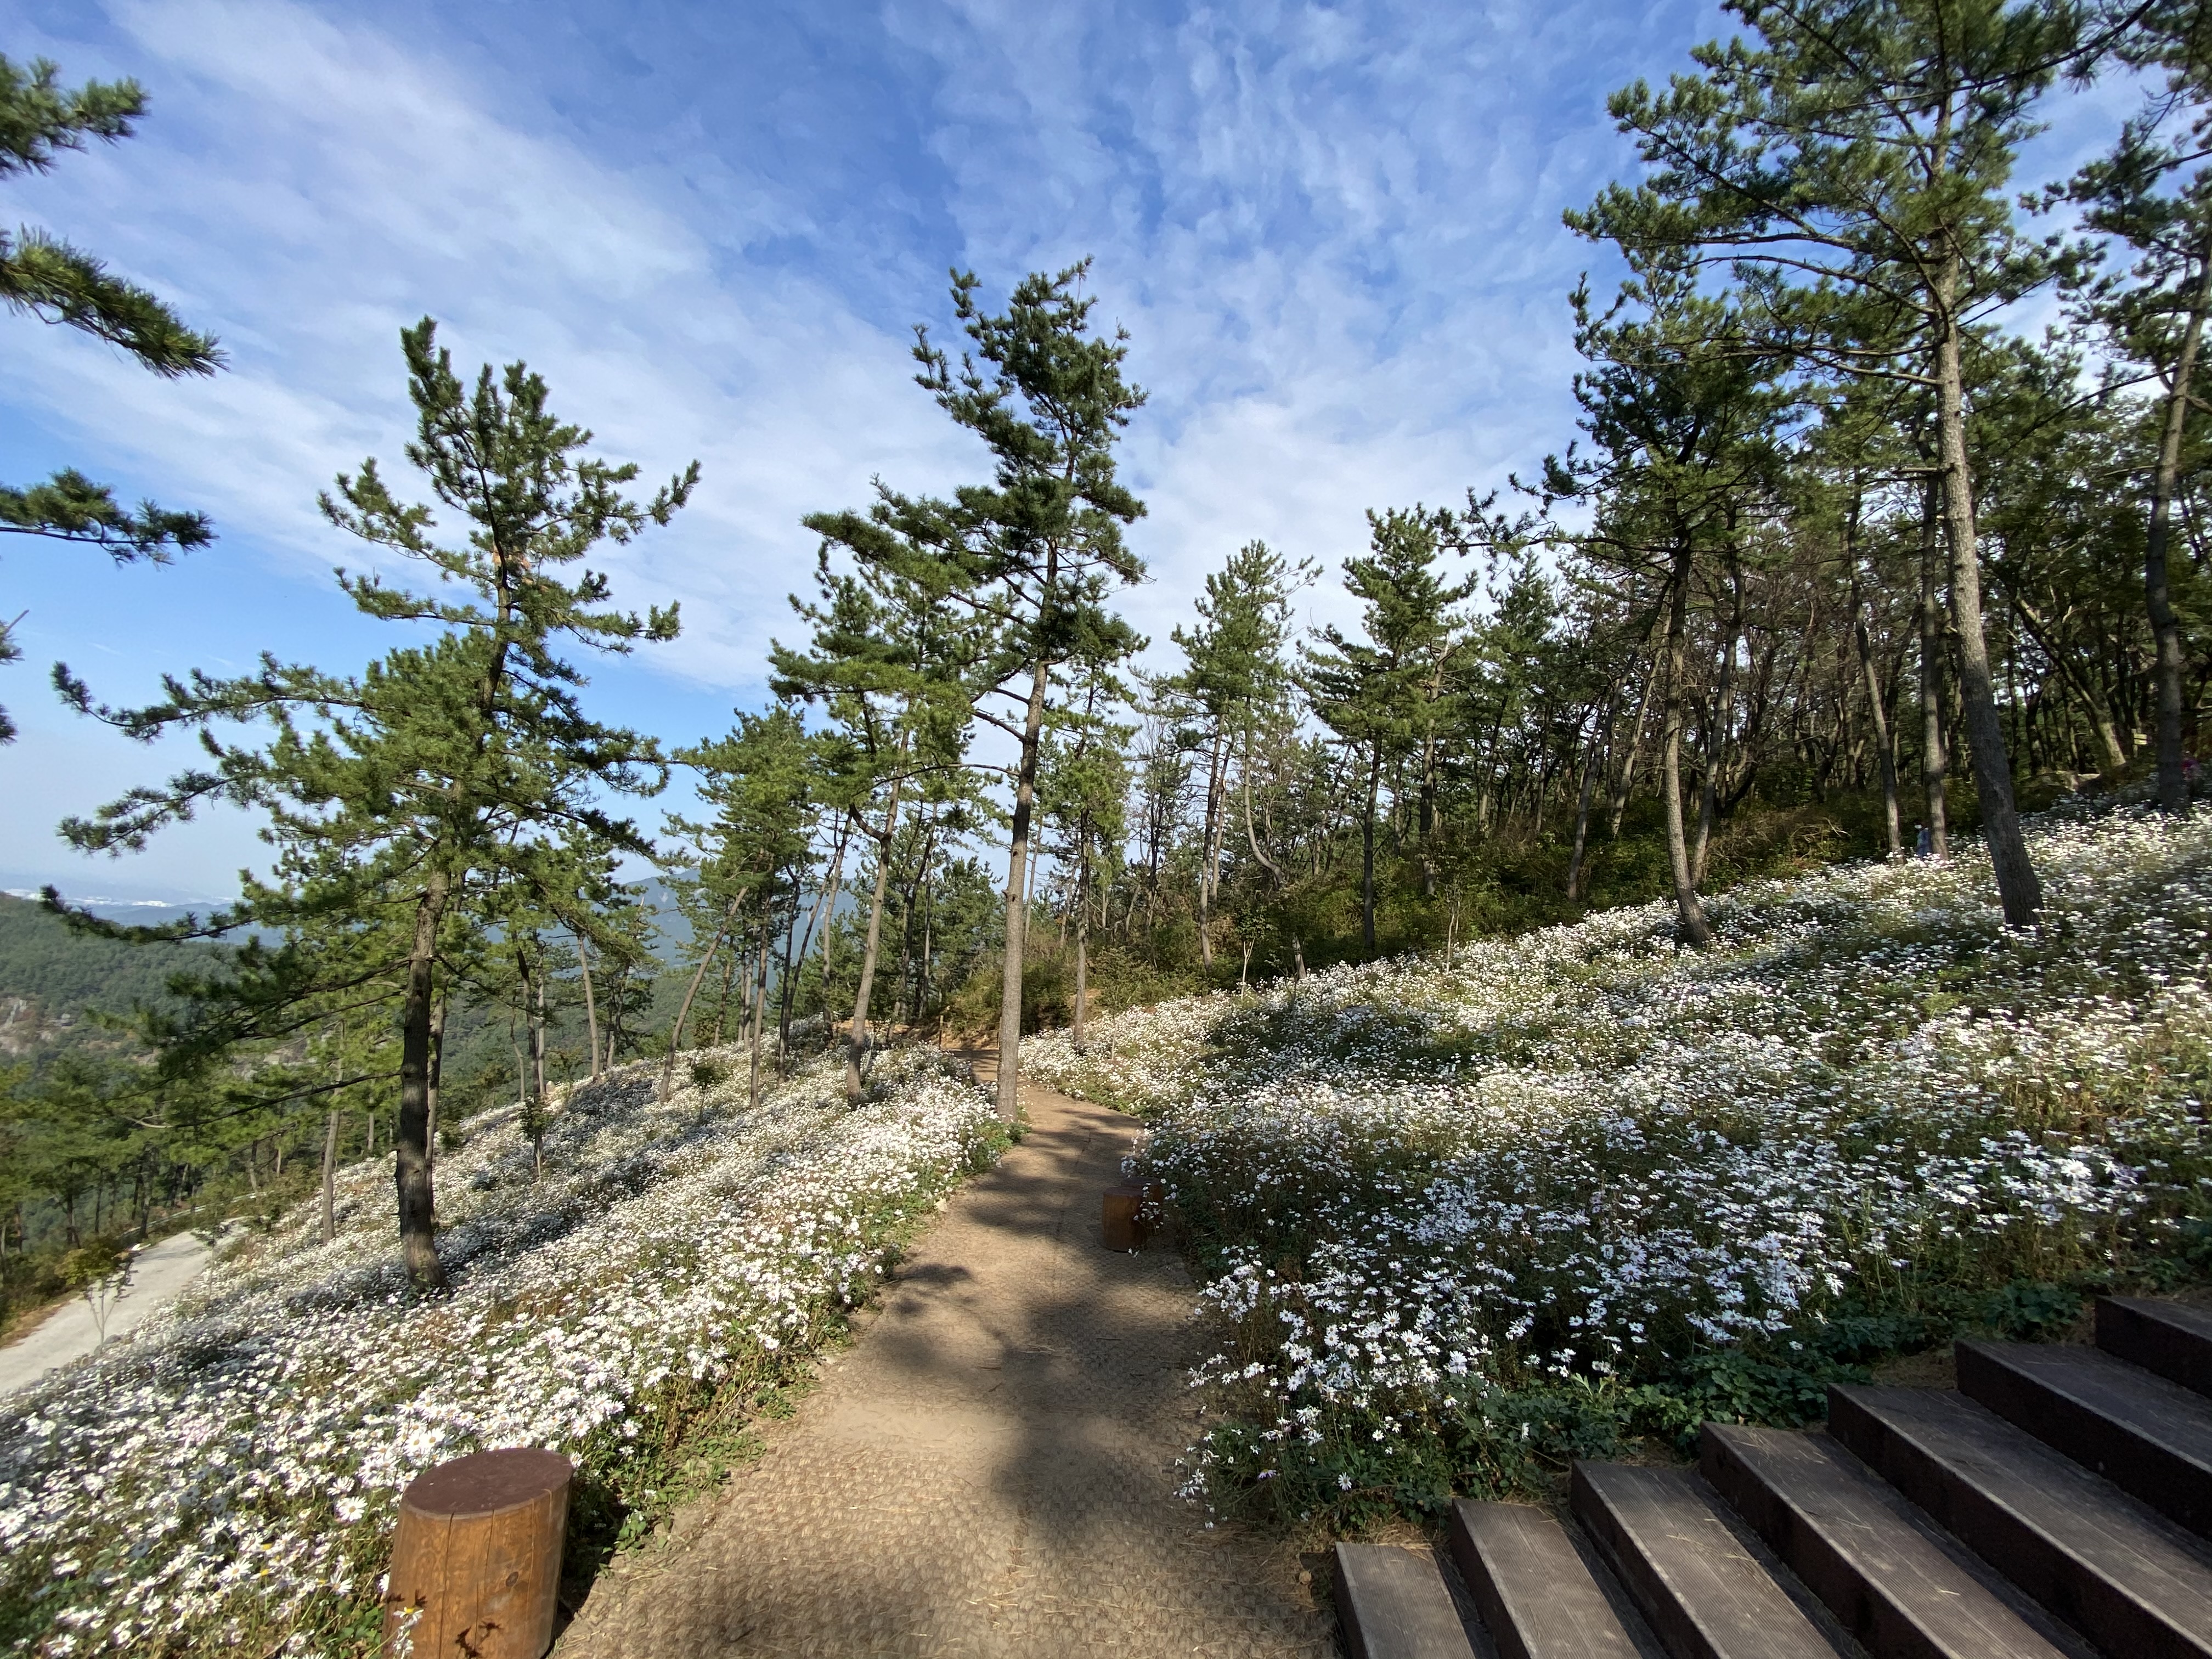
[876,0,1708,647]
[0,0,2149,898]
[8,0,977,689]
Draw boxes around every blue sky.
[0,0,2129,901]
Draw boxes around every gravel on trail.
[552,1075,1330,1659]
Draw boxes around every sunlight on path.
[0,1231,212,1398]
[553,1071,1328,1658]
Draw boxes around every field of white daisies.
[0,1044,1005,1656]
[1029,798,2212,1527]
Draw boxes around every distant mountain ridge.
[2,890,224,931]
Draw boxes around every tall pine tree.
[55,321,692,1286]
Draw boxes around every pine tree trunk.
[1361,738,1382,955]
[787,836,836,1057]
[819,830,848,978]
[2147,241,2211,812]
[1691,576,1742,887]
[778,837,827,1065]
[577,938,602,1080]
[1856,590,1903,856]
[320,1109,340,1244]
[1846,503,1903,858]
[849,769,906,1101]
[663,901,737,1103]
[1566,692,1615,901]
[1918,476,1950,857]
[1660,551,1712,945]
[1934,287,2041,924]
[1071,844,1091,1048]
[749,929,770,1110]
[997,639,1053,1124]
[395,875,448,1290]
[530,969,547,1106]
[426,996,445,1173]
[320,1022,342,1245]
[1607,662,1657,837]
[1197,726,1223,969]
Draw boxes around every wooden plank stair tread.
[1570,1462,1846,1659]
[2100,1296,2212,1400]
[1957,1338,2212,1537]
[1447,1501,1644,1659]
[1830,1383,2212,1659]
[1333,1543,1478,1659]
[1701,1421,2076,1659]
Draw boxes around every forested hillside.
[0,893,205,1043]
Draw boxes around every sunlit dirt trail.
[553,1068,1327,1659]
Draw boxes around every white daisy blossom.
[1030,803,2212,1503]
[0,1046,998,1654]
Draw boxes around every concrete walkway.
[0,1230,212,1398]
[554,1077,1328,1659]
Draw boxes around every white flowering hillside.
[1028,803,2212,1525]
[0,1045,1004,1657]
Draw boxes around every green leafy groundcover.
[1028,799,2212,1528]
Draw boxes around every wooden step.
[1570,1462,1846,1659]
[2100,1297,2212,1399]
[1701,1421,2075,1659]
[1447,1500,1645,1659]
[1957,1338,2212,1537]
[1829,1383,2212,1659]
[1332,1543,1478,1659]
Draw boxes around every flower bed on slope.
[0,1045,1004,1656]
[1027,803,2212,1526]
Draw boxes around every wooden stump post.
[383,1447,572,1659]
[1102,1183,1155,1252]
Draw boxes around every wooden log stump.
[383,1447,572,1659]
[1102,1182,1157,1252]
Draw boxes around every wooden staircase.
[1333,1296,2212,1659]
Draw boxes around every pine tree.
[0,55,220,741]
[53,320,692,1287]
[1040,658,1133,1046]
[1534,259,1791,944]
[1572,0,2100,924]
[771,540,979,1099]
[665,707,816,1105]
[802,264,1145,1119]
[1303,507,1476,956]
[1167,540,1314,966]
[2057,1,2212,811]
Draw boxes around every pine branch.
[0,228,221,376]
[0,467,211,560]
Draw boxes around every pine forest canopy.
[10,3,2212,1288]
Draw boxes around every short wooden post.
[1102,1182,1156,1251]
[383,1447,572,1659]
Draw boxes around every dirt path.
[554,1075,1329,1659]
